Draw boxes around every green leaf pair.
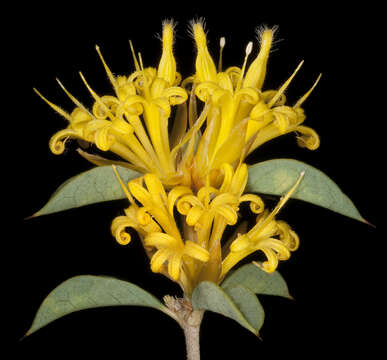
[25,264,288,337]
[30,159,366,224]
[192,263,291,335]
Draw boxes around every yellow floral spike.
[191,20,217,82]
[243,26,275,89]
[267,60,304,108]
[95,45,118,94]
[157,20,176,85]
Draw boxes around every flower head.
[111,163,301,296]
[35,20,320,190]
[35,20,317,297]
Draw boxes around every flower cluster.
[36,20,319,296]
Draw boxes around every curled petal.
[197,186,219,203]
[295,125,320,150]
[116,78,137,101]
[167,186,193,216]
[225,66,242,87]
[70,107,93,131]
[173,72,182,86]
[184,241,210,262]
[111,215,136,245]
[273,111,289,134]
[49,128,80,155]
[211,193,238,208]
[274,106,298,125]
[150,248,170,273]
[216,72,233,92]
[214,204,238,225]
[235,87,260,105]
[168,253,182,281]
[277,221,299,251]
[94,125,116,151]
[219,163,234,193]
[239,194,265,214]
[186,206,204,226]
[260,238,291,261]
[257,247,279,273]
[177,195,203,215]
[195,81,219,102]
[262,90,286,106]
[162,86,188,105]
[137,207,153,226]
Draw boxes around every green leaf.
[223,284,265,333]
[31,165,140,217]
[247,158,367,223]
[191,281,261,335]
[26,275,169,336]
[221,263,292,299]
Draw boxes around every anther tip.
[246,41,253,55]
[220,37,226,48]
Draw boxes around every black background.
[6,2,378,358]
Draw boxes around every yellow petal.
[150,248,170,273]
[295,125,320,150]
[168,253,182,281]
[145,232,177,248]
[184,241,210,262]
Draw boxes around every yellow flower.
[221,171,304,278]
[35,21,188,184]
[35,20,320,190]
[110,162,300,296]
[187,22,321,187]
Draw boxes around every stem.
[183,310,203,360]
[164,296,204,360]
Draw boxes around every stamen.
[112,165,136,204]
[218,37,226,72]
[55,78,91,115]
[95,45,118,93]
[33,88,72,121]
[236,41,253,91]
[129,40,140,72]
[267,60,304,108]
[294,73,322,108]
[78,71,115,120]
[138,52,145,71]
[264,171,305,226]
